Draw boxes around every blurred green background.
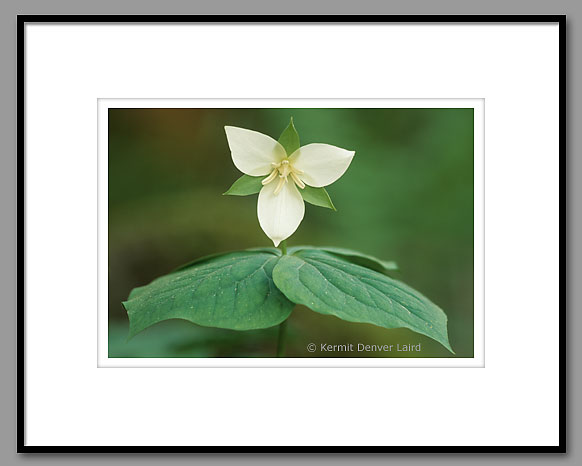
[108,108,474,358]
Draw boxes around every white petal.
[225,126,287,176]
[257,180,305,247]
[289,143,355,187]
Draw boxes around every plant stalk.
[275,240,289,357]
[276,319,288,357]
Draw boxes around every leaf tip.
[440,336,455,354]
[125,317,144,342]
[122,301,137,341]
[328,197,337,211]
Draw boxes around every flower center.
[261,159,305,195]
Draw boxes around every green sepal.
[300,186,336,211]
[277,117,300,156]
[224,174,337,211]
[223,174,263,196]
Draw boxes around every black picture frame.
[16,14,567,454]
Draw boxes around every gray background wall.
[1,1,577,465]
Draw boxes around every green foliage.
[289,246,398,274]
[277,117,300,155]
[123,251,294,338]
[124,247,451,352]
[172,247,280,272]
[223,174,263,196]
[271,249,452,352]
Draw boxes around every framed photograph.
[100,98,483,368]
[19,15,565,452]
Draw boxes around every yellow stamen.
[263,158,306,195]
[262,169,278,186]
[278,160,291,178]
[273,176,286,195]
[290,172,305,189]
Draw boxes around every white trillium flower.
[225,126,355,247]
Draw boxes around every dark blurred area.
[108,108,474,358]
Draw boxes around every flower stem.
[276,319,288,357]
[275,240,289,357]
[280,240,287,255]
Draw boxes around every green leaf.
[223,174,263,196]
[172,247,281,272]
[277,117,300,155]
[272,249,453,352]
[244,246,281,255]
[300,186,336,210]
[288,246,398,274]
[123,251,294,338]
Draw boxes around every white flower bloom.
[225,126,355,246]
